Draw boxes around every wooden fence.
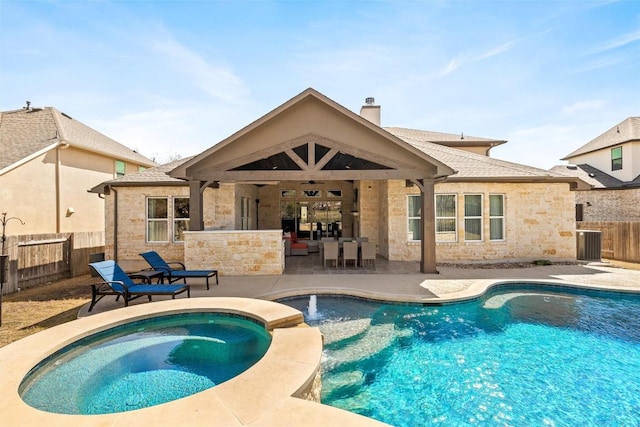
[2,231,104,295]
[577,221,640,264]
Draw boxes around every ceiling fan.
[301,180,325,185]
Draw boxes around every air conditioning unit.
[576,230,601,261]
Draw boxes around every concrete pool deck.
[79,261,640,316]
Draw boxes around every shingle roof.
[385,127,506,148]
[562,117,640,160]
[549,164,640,189]
[0,107,156,170]
[100,132,581,188]
[392,131,569,180]
[89,157,192,193]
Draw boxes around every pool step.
[319,318,370,348]
[330,389,373,415]
[325,323,396,370]
[322,370,366,398]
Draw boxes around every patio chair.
[342,241,358,268]
[88,260,190,312]
[323,241,339,268]
[361,241,376,269]
[139,251,219,289]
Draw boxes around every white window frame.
[464,194,483,242]
[146,197,169,243]
[489,193,507,242]
[489,194,505,241]
[407,194,421,242]
[435,194,457,242]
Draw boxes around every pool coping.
[0,297,387,426]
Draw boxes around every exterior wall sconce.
[66,207,75,217]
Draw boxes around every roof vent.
[567,165,577,170]
[365,97,375,105]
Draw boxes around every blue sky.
[1,0,638,168]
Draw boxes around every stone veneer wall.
[184,230,284,275]
[576,188,640,221]
[104,185,235,270]
[357,180,381,246]
[379,180,577,263]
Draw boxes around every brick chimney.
[359,97,380,126]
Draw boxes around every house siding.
[380,180,576,263]
[103,184,235,270]
[576,188,640,221]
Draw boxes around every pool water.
[19,313,271,414]
[281,286,640,426]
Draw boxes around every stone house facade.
[92,89,584,275]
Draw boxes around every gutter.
[110,185,119,261]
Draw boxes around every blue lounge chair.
[88,260,190,311]
[139,251,219,290]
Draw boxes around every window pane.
[436,194,455,217]
[408,218,421,241]
[437,218,456,232]
[408,195,421,217]
[490,218,504,240]
[465,219,482,240]
[174,198,189,219]
[611,147,622,171]
[148,221,168,242]
[174,219,189,241]
[464,195,481,216]
[148,198,168,219]
[489,195,503,216]
[115,160,126,177]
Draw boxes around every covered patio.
[169,89,454,274]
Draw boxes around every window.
[407,195,421,241]
[436,194,457,242]
[115,160,126,178]
[489,195,504,240]
[302,190,321,197]
[281,190,296,198]
[611,146,622,171]
[575,203,584,221]
[240,197,250,230]
[464,194,482,241]
[147,197,189,242]
[138,166,146,172]
[173,197,190,241]
[147,197,168,242]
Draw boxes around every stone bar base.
[184,229,285,276]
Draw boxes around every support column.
[189,180,205,231]
[420,179,437,273]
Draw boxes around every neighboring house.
[91,88,586,275]
[551,117,640,221]
[0,104,157,235]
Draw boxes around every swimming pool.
[19,312,272,414]
[281,285,640,426]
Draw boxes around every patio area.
[79,260,640,317]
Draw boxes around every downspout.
[55,142,70,233]
[110,186,119,261]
